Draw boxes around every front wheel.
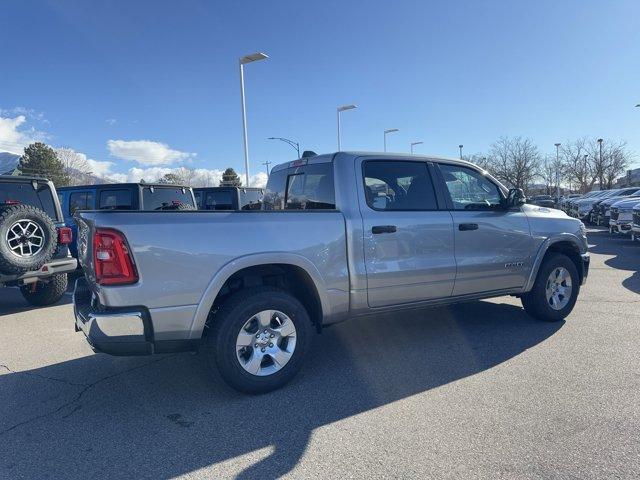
[20,273,68,306]
[206,287,313,394]
[521,253,580,322]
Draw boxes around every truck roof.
[0,175,51,183]
[271,152,477,173]
[57,182,193,191]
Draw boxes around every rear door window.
[0,182,58,220]
[362,161,438,210]
[142,186,195,210]
[99,189,133,210]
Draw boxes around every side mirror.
[505,188,526,208]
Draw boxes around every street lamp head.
[337,104,357,112]
[554,143,561,147]
[240,52,269,64]
[411,141,424,146]
[635,104,640,108]
[597,138,603,143]
[459,144,463,148]
[384,128,399,134]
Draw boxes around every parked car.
[572,190,617,221]
[560,194,581,212]
[0,176,76,306]
[529,194,556,208]
[609,197,640,235]
[589,187,640,226]
[193,187,263,211]
[58,183,196,257]
[632,203,640,242]
[567,190,605,218]
[72,152,589,394]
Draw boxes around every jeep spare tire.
[0,204,58,275]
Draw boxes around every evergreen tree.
[19,142,70,187]
[219,167,242,187]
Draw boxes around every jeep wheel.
[0,204,58,275]
[206,287,312,394]
[20,273,68,306]
[521,253,580,322]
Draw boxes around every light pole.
[410,141,423,154]
[337,104,357,151]
[554,143,561,203]
[583,154,589,194]
[597,138,604,189]
[268,137,300,158]
[262,160,272,176]
[239,52,268,186]
[383,128,399,152]
[458,144,464,159]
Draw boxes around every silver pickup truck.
[73,152,589,393]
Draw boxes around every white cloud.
[0,110,50,154]
[105,118,117,126]
[86,158,115,176]
[0,115,27,153]
[107,139,194,166]
[249,171,268,188]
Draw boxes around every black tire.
[20,273,68,306]
[205,287,313,394]
[0,204,58,275]
[521,253,580,322]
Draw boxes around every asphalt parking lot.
[1,228,638,479]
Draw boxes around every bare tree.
[487,136,541,192]
[561,138,594,193]
[56,147,93,186]
[598,140,631,189]
[464,153,491,171]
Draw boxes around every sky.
[1,0,639,185]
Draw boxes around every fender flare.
[523,233,585,292]
[188,252,330,339]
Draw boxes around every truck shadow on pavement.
[587,230,640,294]
[0,287,72,315]
[0,300,562,479]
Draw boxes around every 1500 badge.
[505,262,524,268]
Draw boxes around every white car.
[632,203,640,242]
[609,197,640,235]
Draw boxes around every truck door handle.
[372,225,397,234]
[459,223,479,231]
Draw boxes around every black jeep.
[0,176,77,306]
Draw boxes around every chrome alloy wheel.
[235,310,297,376]
[6,220,45,257]
[545,267,573,310]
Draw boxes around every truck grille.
[610,209,619,221]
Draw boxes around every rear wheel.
[522,253,579,322]
[205,287,312,394]
[20,273,68,306]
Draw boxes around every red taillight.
[58,227,73,245]
[93,229,138,285]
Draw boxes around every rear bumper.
[73,277,153,355]
[0,257,77,285]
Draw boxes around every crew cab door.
[435,163,533,296]
[359,158,456,308]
